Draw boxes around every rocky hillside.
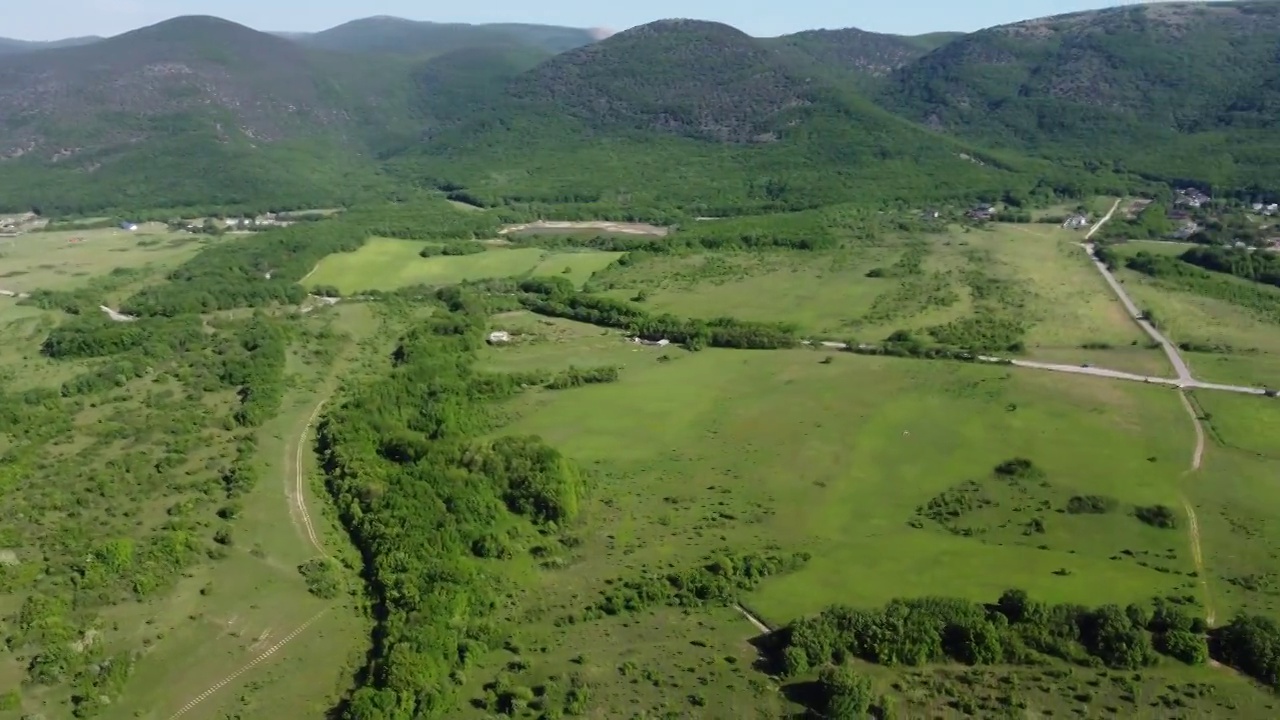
[879,1,1280,186]
[503,19,831,143]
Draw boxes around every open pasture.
[586,224,1167,373]
[0,224,208,294]
[457,319,1280,717]
[485,324,1200,620]
[303,237,622,294]
[1107,252,1280,388]
[965,224,1169,374]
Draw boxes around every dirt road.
[291,400,329,558]
[1176,391,1215,627]
[167,397,334,717]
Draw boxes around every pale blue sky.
[13,0,1134,41]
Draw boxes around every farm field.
[463,318,1280,718]
[303,237,622,294]
[0,225,210,294]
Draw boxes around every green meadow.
[303,237,622,294]
[462,309,1280,718]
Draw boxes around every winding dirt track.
[1177,391,1215,627]
[165,399,333,718]
[293,400,329,558]
[1084,202,1218,628]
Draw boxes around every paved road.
[1082,240,1194,383]
[1077,200,1268,394]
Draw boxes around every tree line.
[773,589,1280,704]
[316,289,590,720]
[517,277,800,350]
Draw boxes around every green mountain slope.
[764,27,958,91]
[0,16,416,214]
[295,16,597,57]
[880,1,1280,189]
[0,36,102,55]
[393,19,1116,216]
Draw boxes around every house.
[966,204,995,221]
[1173,188,1211,208]
[119,221,138,231]
[487,331,512,344]
[1063,214,1091,230]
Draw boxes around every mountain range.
[0,3,1276,216]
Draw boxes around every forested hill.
[292,16,599,57]
[0,36,101,55]
[0,16,419,214]
[392,18,1122,216]
[764,28,960,91]
[879,1,1280,190]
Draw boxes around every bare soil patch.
[498,220,669,237]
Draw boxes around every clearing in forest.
[303,237,621,294]
[498,220,669,237]
[0,225,209,294]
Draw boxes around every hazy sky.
[12,0,1135,41]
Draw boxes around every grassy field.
[460,314,1280,717]
[304,237,622,294]
[0,224,210,294]
[965,224,1168,374]
[586,224,1167,374]
[9,207,1280,719]
[1105,244,1280,388]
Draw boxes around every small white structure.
[487,331,512,344]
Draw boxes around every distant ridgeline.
[0,11,1190,218]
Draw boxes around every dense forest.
[880,2,1280,192]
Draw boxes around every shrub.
[1134,505,1178,529]
[1066,495,1118,515]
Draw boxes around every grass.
[0,296,374,719]
[95,303,376,720]
[0,225,210,294]
[1107,260,1280,387]
[304,237,622,294]
[585,225,1167,373]
[965,224,1169,375]
[590,245,971,339]
[460,319,1280,717]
